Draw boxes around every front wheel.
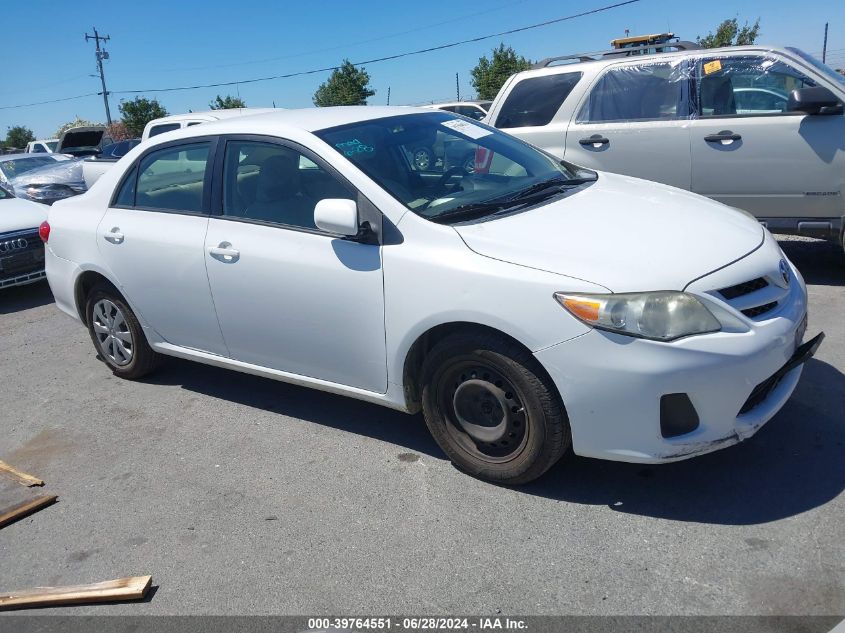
[85,284,161,379]
[421,332,570,485]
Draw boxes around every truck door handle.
[704,130,742,143]
[103,227,124,244]
[208,242,240,262]
[579,135,610,147]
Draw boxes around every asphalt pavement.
[0,236,842,615]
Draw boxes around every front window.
[46,141,58,152]
[148,123,181,138]
[0,156,61,180]
[696,56,816,117]
[315,112,592,224]
[787,47,845,88]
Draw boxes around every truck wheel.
[85,284,161,380]
[420,331,570,485]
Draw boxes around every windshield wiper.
[505,175,594,202]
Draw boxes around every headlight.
[554,291,721,341]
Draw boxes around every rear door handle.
[208,242,240,263]
[704,130,742,143]
[103,227,124,244]
[579,135,610,147]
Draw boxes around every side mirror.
[787,86,843,115]
[314,198,359,236]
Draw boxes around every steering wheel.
[433,166,464,195]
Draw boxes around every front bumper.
[534,249,819,463]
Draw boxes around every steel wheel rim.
[413,149,431,171]
[92,299,134,366]
[437,360,529,464]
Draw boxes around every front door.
[564,59,693,190]
[203,138,387,393]
[97,139,228,356]
[688,53,845,219]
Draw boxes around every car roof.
[146,108,278,126]
[516,44,796,78]
[146,106,435,142]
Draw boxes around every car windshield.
[0,156,60,180]
[315,112,592,224]
[787,47,845,87]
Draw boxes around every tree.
[119,97,169,137]
[697,18,761,48]
[210,94,247,110]
[55,117,100,138]
[4,126,35,149]
[106,122,132,141]
[471,44,532,100]
[313,60,375,107]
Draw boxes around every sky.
[3,0,844,139]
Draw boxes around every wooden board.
[0,575,152,610]
[0,460,44,487]
[0,494,57,529]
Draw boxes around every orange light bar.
[562,298,601,322]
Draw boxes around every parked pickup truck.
[484,43,845,253]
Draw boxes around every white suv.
[43,107,821,484]
[485,45,845,251]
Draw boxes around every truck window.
[495,72,582,128]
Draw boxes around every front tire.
[85,284,160,380]
[421,331,570,485]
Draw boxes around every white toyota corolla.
[43,107,823,484]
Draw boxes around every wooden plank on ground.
[0,575,152,610]
[0,494,57,529]
[0,460,44,487]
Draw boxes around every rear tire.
[420,331,570,485]
[85,284,161,380]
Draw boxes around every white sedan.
[42,107,822,484]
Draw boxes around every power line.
[109,0,641,95]
[0,92,99,111]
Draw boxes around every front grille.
[741,301,779,318]
[719,277,768,300]
[0,230,44,282]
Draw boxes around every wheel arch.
[73,269,122,325]
[401,321,561,414]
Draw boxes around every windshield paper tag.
[703,59,722,75]
[441,119,492,140]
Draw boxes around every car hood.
[0,197,48,234]
[452,172,765,292]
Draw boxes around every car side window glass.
[455,105,485,120]
[114,166,138,207]
[496,72,582,128]
[148,123,181,138]
[222,141,354,230]
[578,62,689,123]
[696,56,816,117]
[135,143,210,213]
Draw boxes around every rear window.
[495,72,582,128]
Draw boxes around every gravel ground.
[0,236,842,616]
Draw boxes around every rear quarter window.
[495,72,582,128]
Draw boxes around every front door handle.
[103,227,124,244]
[579,135,610,147]
[208,242,240,263]
[704,130,742,143]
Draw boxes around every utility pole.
[822,22,829,63]
[455,73,460,101]
[387,86,391,105]
[85,27,112,125]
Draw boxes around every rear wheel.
[411,146,434,171]
[421,331,570,484]
[85,284,161,379]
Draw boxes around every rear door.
[564,59,693,190]
[97,138,229,356]
[203,137,387,392]
[688,52,845,220]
